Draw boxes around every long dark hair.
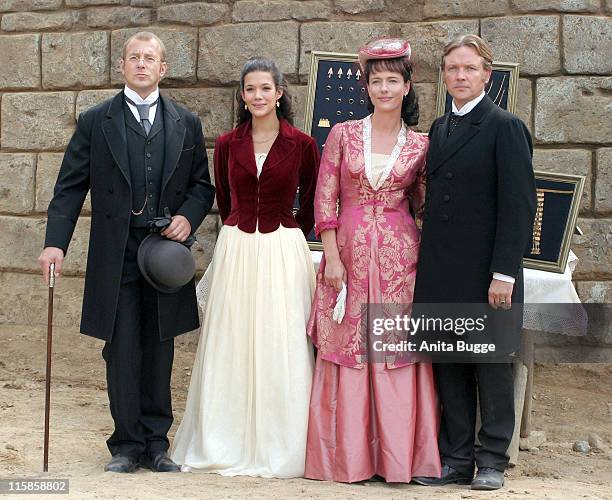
[235,58,294,126]
[363,57,419,126]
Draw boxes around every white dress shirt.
[124,85,159,126]
[452,90,515,285]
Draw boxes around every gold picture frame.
[523,171,585,273]
[435,61,520,116]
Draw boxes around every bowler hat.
[137,233,196,293]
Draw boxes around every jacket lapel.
[101,91,131,186]
[428,95,493,174]
[230,121,258,178]
[263,119,296,173]
[160,94,186,194]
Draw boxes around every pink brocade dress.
[304,117,442,483]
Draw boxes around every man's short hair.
[122,31,167,62]
[441,34,493,71]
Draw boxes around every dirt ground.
[1,323,611,500]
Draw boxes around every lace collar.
[362,114,407,191]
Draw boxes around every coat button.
[176,189,182,195]
[441,214,449,221]
[111,163,116,169]
[443,194,450,202]
[105,213,111,219]
[108,187,113,194]
[446,172,453,179]
[146,152,152,158]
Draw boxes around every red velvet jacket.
[214,118,320,236]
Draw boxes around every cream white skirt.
[171,224,315,478]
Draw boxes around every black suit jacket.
[414,95,536,339]
[44,91,215,342]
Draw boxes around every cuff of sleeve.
[314,221,338,239]
[493,272,516,284]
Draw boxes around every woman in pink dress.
[305,38,442,483]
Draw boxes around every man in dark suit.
[412,35,536,490]
[37,32,215,473]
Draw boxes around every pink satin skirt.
[304,358,442,483]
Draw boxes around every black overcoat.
[44,91,215,342]
[414,96,536,341]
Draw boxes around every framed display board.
[523,171,585,273]
[435,61,519,116]
[299,51,371,250]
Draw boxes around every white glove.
[332,282,347,324]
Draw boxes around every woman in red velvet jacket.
[171,58,320,478]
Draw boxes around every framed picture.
[523,171,585,273]
[435,61,519,116]
[299,51,372,250]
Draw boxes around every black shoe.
[140,452,181,473]
[104,454,139,473]
[412,464,473,486]
[471,467,504,490]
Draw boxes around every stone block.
[36,153,92,214]
[510,0,599,12]
[291,85,307,132]
[0,215,90,274]
[66,0,126,6]
[481,16,560,76]
[199,22,299,85]
[158,2,229,25]
[399,21,480,82]
[193,214,219,272]
[535,77,612,144]
[111,28,198,85]
[300,22,393,77]
[414,82,437,134]
[532,149,592,211]
[372,0,424,22]
[162,88,234,140]
[76,89,120,117]
[232,0,329,22]
[423,0,508,19]
[515,78,532,134]
[334,0,384,14]
[563,16,612,75]
[575,281,612,303]
[0,34,40,90]
[1,11,82,31]
[1,92,76,151]
[131,0,156,6]
[0,0,62,12]
[595,149,612,214]
[0,272,84,328]
[42,32,109,89]
[571,218,612,280]
[0,154,36,214]
[86,6,152,28]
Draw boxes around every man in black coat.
[37,32,215,473]
[412,35,536,490]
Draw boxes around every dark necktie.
[125,96,158,136]
[447,112,464,137]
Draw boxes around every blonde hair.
[122,31,167,62]
[441,34,493,71]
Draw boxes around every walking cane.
[43,262,55,472]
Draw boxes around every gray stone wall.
[0,0,610,327]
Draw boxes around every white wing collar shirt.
[124,85,159,127]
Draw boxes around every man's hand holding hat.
[161,215,191,242]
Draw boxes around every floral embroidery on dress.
[307,118,428,369]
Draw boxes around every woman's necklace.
[252,131,279,144]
